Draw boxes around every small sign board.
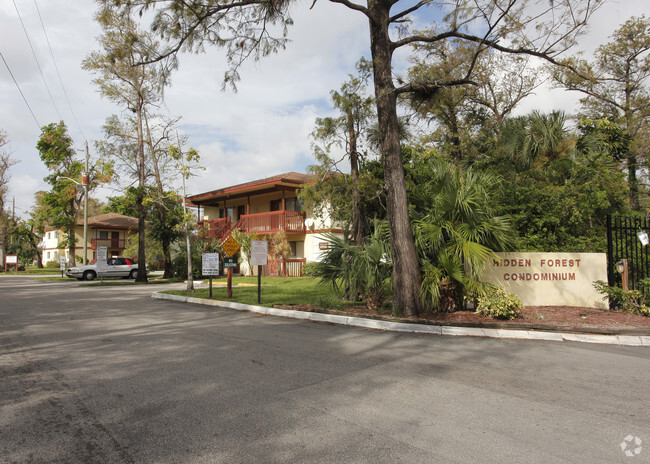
[96,247,108,272]
[5,254,18,272]
[59,256,67,270]
[221,236,240,257]
[251,240,268,266]
[202,253,220,275]
[223,257,237,269]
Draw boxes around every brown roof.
[187,171,315,204]
[76,213,139,230]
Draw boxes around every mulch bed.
[272,303,650,335]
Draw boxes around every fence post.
[607,214,614,287]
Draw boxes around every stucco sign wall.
[480,252,607,309]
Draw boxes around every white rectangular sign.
[96,247,108,272]
[251,240,268,266]
[59,256,66,270]
[480,252,607,309]
[202,253,220,276]
[5,255,17,264]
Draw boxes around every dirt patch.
[272,304,650,335]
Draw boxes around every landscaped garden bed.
[165,276,650,335]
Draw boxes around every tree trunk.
[347,108,365,246]
[136,103,148,282]
[368,0,422,316]
[144,112,174,278]
[628,153,640,211]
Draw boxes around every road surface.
[1,276,648,463]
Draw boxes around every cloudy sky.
[1,0,648,219]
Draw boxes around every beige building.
[42,213,139,265]
[188,172,344,276]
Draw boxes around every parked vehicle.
[65,257,145,281]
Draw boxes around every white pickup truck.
[65,257,144,281]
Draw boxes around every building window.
[54,231,58,239]
[288,241,297,258]
[99,231,108,239]
[285,197,303,212]
[220,207,234,219]
[46,251,50,260]
[47,232,51,239]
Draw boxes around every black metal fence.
[607,214,650,289]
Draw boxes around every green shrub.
[45,260,60,269]
[475,286,523,320]
[593,280,650,316]
[302,262,319,277]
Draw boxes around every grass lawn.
[165,276,351,309]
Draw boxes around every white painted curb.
[151,292,650,347]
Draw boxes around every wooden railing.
[198,217,232,240]
[262,258,306,277]
[91,238,126,249]
[238,211,306,235]
[199,211,306,241]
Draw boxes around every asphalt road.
[1,276,649,464]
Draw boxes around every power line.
[33,0,87,143]
[0,50,41,129]
[12,0,62,121]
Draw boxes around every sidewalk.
[152,292,650,347]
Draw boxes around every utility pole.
[82,143,89,265]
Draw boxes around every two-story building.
[188,172,343,276]
[42,212,139,265]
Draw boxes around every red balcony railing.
[198,217,232,240]
[237,211,306,235]
[91,238,127,249]
[198,211,306,241]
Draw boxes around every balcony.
[237,211,306,235]
[198,211,306,242]
[91,238,127,249]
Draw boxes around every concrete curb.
[151,292,650,347]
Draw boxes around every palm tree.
[310,226,393,312]
[411,159,515,312]
[499,111,574,169]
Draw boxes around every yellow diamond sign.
[221,236,240,257]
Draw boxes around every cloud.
[1,0,648,219]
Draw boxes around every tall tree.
[107,0,601,315]
[0,130,17,267]
[409,44,541,164]
[170,141,204,292]
[84,9,168,281]
[98,113,183,277]
[36,122,110,266]
[307,59,376,245]
[37,122,84,265]
[554,15,650,210]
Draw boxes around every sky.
[0,0,648,220]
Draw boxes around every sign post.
[221,236,240,299]
[251,240,268,304]
[96,247,108,282]
[59,256,66,278]
[202,253,220,298]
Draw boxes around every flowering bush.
[475,286,523,320]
